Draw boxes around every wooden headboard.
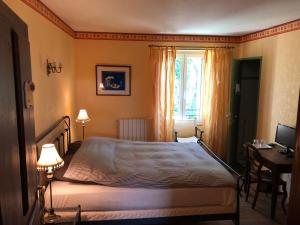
[36,115,71,159]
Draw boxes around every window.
[173,50,204,122]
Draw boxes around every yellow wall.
[238,30,300,142]
[75,41,238,138]
[4,0,76,138]
[75,40,152,138]
[2,0,239,140]
[4,0,300,143]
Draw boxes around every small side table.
[43,205,81,225]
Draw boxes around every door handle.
[24,80,35,108]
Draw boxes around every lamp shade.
[76,109,90,123]
[37,144,64,172]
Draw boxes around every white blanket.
[64,137,235,188]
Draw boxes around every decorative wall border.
[75,32,240,43]
[20,0,75,37]
[20,0,300,43]
[241,19,300,42]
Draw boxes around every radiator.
[118,119,149,141]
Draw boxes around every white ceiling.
[41,0,300,36]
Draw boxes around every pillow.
[62,137,117,183]
[54,141,81,181]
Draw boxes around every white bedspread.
[64,137,235,188]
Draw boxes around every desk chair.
[244,144,288,212]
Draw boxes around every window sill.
[174,119,203,124]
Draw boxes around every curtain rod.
[148,45,235,50]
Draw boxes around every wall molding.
[20,0,75,37]
[20,0,300,43]
[241,19,300,42]
[75,32,240,43]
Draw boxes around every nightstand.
[43,205,81,225]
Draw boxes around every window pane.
[173,56,182,118]
[185,56,202,120]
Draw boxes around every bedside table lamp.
[76,109,91,140]
[37,144,64,224]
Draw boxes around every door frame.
[227,57,262,166]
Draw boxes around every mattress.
[45,181,236,221]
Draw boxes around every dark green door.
[228,58,261,166]
[227,59,240,165]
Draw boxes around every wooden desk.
[257,145,293,219]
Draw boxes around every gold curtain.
[202,48,233,159]
[150,47,176,141]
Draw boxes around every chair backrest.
[244,143,263,177]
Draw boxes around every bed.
[36,116,241,225]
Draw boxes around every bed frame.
[36,115,71,158]
[36,116,242,225]
[35,116,71,189]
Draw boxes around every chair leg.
[243,173,248,193]
[239,176,247,197]
[243,180,247,193]
[239,182,244,197]
[281,183,288,214]
[246,177,251,201]
[252,182,260,209]
[244,175,249,193]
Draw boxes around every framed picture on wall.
[96,65,131,96]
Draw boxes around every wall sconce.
[47,59,62,76]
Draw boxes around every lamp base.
[44,209,61,224]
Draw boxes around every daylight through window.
[173,50,204,122]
